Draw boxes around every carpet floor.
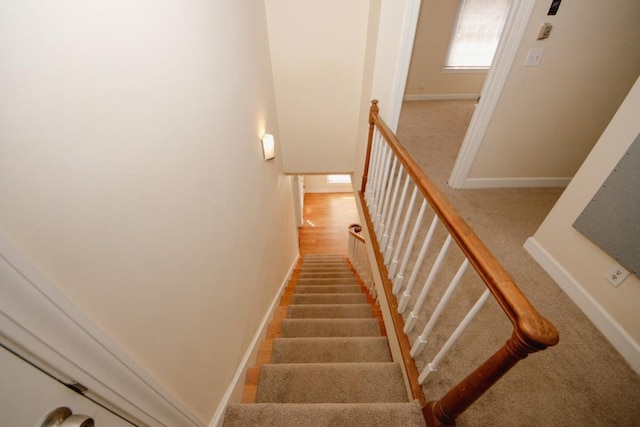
[394,100,640,426]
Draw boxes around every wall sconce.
[261,134,275,162]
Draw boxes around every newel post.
[423,331,551,426]
[361,99,379,193]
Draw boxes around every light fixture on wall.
[261,134,275,162]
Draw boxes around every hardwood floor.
[299,192,360,255]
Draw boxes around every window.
[326,174,351,184]
[444,0,510,69]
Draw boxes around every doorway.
[399,0,531,188]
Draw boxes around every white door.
[0,346,134,427]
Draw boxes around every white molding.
[0,235,203,427]
[208,254,299,427]
[524,237,640,374]
[448,0,536,188]
[386,0,422,132]
[461,176,571,189]
[404,93,480,101]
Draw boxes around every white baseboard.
[208,254,300,427]
[0,235,203,427]
[524,237,640,374]
[461,177,572,189]
[403,93,480,101]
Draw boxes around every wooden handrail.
[348,223,365,243]
[361,100,559,426]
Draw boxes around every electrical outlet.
[604,264,630,287]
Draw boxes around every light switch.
[524,48,544,67]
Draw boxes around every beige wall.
[468,0,640,180]
[354,0,420,190]
[405,0,486,97]
[265,0,371,174]
[528,76,640,370]
[0,1,298,422]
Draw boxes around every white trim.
[461,176,571,189]
[404,93,481,101]
[524,237,640,374]
[448,0,536,188]
[208,254,299,427]
[0,235,203,427]
[386,0,422,132]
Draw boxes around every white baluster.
[392,199,428,294]
[381,166,404,251]
[384,175,410,263]
[394,216,439,297]
[418,289,491,384]
[366,132,383,208]
[387,185,418,275]
[373,147,392,228]
[375,156,398,235]
[402,234,453,331]
[410,259,470,357]
[348,232,355,262]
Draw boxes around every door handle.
[39,407,95,427]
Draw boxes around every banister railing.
[347,223,376,300]
[360,100,559,426]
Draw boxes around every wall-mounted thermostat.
[537,23,553,40]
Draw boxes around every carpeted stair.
[223,254,425,427]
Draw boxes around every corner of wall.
[524,237,640,374]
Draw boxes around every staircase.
[223,254,425,426]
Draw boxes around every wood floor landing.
[299,193,360,255]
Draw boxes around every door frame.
[0,236,203,427]
[447,0,536,188]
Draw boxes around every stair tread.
[291,293,367,304]
[280,318,382,337]
[223,402,426,427]
[298,272,356,278]
[271,337,392,363]
[287,304,373,319]
[294,285,362,294]
[256,363,408,403]
[225,255,421,425]
[295,278,359,286]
